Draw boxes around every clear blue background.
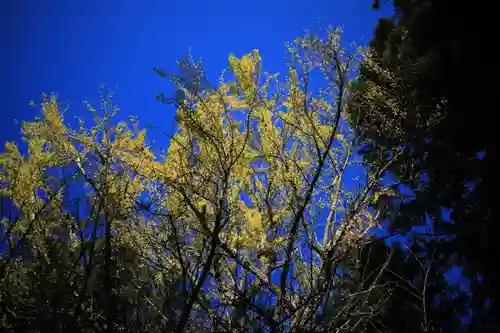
[1,0,391,147]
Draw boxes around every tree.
[1,28,420,332]
[347,1,496,331]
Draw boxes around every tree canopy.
[1,1,494,331]
[347,0,496,331]
[0,29,424,332]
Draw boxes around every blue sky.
[1,0,391,148]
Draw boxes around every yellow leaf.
[247,209,262,231]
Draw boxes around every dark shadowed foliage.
[347,0,496,331]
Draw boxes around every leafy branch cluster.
[0,28,430,333]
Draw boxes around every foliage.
[347,1,496,331]
[0,28,421,332]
